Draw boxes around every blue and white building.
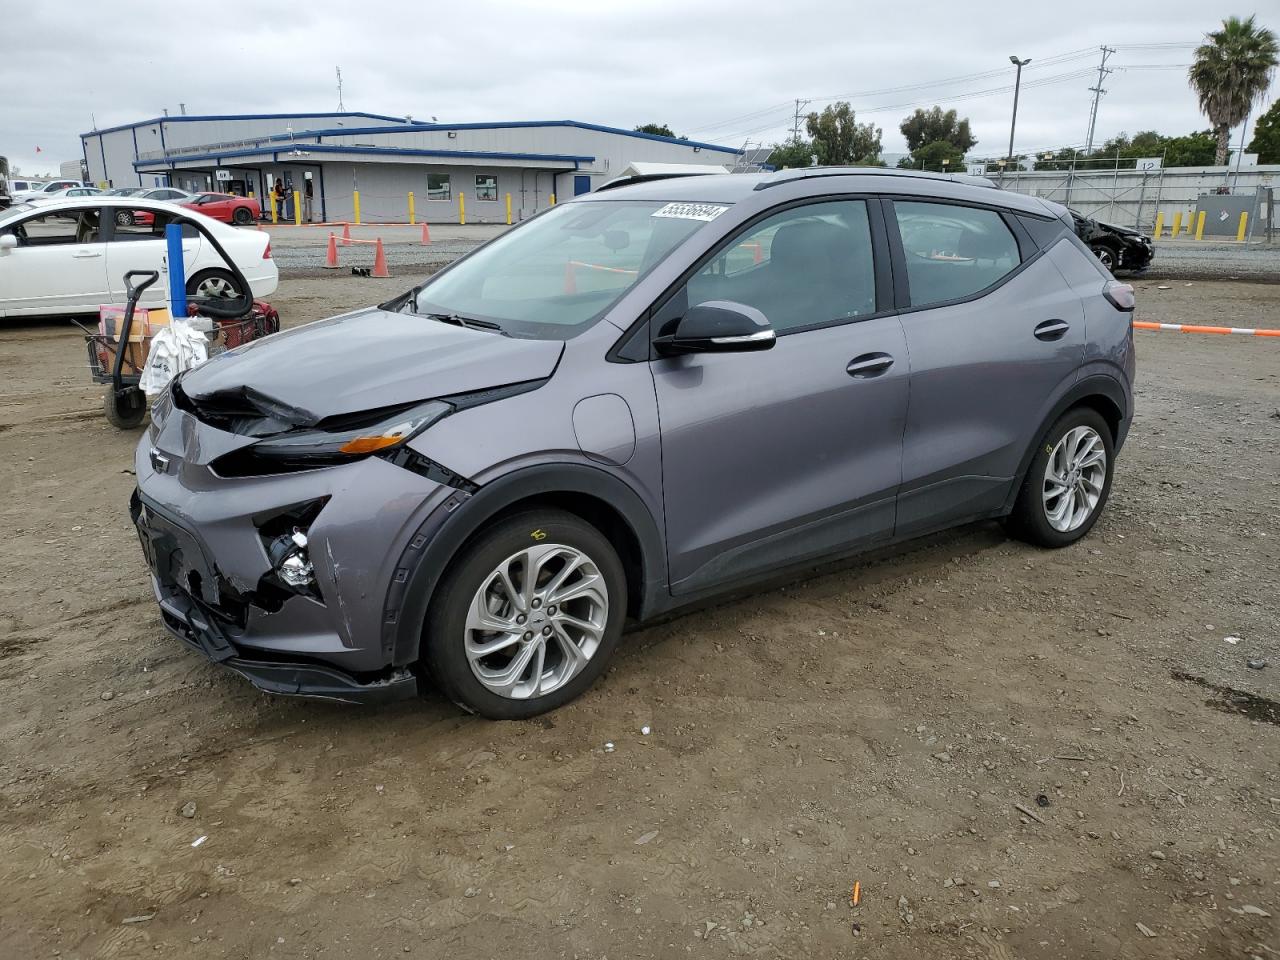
[81,112,743,223]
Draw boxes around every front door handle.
[847,353,895,378]
[72,250,102,259]
[1034,319,1070,341]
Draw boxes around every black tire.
[422,509,627,720]
[104,387,147,429]
[186,268,245,301]
[1003,407,1115,548]
[1090,242,1117,272]
[115,209,134,227]
[232,206,254,225]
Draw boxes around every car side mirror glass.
[654,300,776,356]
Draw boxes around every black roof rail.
[754,166,997,190]
[596,171,722,192]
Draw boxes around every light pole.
[1007,55,1031,170]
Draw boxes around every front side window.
[412,199,716,339]
[682,200,877,334]
[893,201,1020,307]
[4,209,100,245]
[475,175,498,202]
[427,173,451,201]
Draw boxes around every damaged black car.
[1070,209,1154,274]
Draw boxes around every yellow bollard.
[408,191,416,225]
[1194,210,1206,240]
[1236,211,1248,242]
[505,192,512,225]
[550,193,556,206]
[248,190,255,199]
[270,196,279,225]
[1153,212,1164,239]
[1171,211,1182,238]
[459,193,466,225]
[353,190,362,225]
[293,190,301,226]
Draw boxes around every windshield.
[412,199,722,339]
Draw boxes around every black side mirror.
[654,300,776,356]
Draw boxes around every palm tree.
[1188,15,1279,165]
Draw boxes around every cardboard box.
[95,306,174,376]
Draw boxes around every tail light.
[262,241,272,260]
[1103,280,1134,312]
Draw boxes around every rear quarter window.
[892,200,1021,307]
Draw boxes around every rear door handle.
[1034,319,1070,341]
[846,353,895,378]
[72,250,102,259]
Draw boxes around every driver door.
[0,206,109,314]
[650,198,909,595]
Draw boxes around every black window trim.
[607,193,897,363]
[882,195,1049,314]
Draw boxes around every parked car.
[25,186,104,206]
[132,168,1135,716]
[104,187,148,197]
[11,179,87,203]
[0,197,277,317]
[180,192,262,225]
[1070,209,1153,273]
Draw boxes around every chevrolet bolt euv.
[133,167,1135,717]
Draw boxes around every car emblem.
[149,448,171,473]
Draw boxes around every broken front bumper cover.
[133,490,418,705]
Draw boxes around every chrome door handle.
[1034,319,1070,341]
[846,353,894,378]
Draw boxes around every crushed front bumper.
[132,489,418,704]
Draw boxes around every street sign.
[1135,157,1162,171]
[214,169,231,182]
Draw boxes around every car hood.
[180,306,564,422]
[1097,221,1142,238]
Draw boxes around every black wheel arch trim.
[1001,374,1128,514]
[383,463,667,667]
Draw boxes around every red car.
[180,192,262,225]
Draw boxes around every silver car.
[133,167,1135,717]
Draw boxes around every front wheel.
[1004,407,1114,548]
[115,209,134,227]
[422,509,627,719]
[1090,243,1117,272]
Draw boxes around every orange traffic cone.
[371,237,391,278]
[323,232,340,269]
[421,221,431,245]
[341,222,352,245]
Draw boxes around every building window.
[427,173,451,201]
[475,175,498,202]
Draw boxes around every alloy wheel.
[196,275,237,298]
[1042,425,1107,532]
[464,543,609,700]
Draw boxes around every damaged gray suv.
[133,168,1135,717]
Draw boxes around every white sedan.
[0,197,278,318]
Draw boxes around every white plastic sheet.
[139,319,209,396]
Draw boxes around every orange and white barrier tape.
[1133,321,1280,337]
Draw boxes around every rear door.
[104,207,202,307]
[651,198,909,595]
[887,198,1085,535]
[0,206,109,314]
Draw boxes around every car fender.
[384,461,668,667]
[1000,373,1129,514]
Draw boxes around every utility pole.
[792,98,812,142]
[336,66,345,112]
[1084,45,1115,154]
[1007,56,1032,168]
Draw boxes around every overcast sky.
[1,0,1270,176]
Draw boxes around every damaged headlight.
[214,400,452,476]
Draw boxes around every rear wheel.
[423,509,627,719]
[186,268,244,301]
[232,206,254,225]
[1004,407,1114,548]
[104,387,147,429]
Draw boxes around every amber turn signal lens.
[338,433,406,454]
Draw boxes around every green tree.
[897,140,968,173]
[634,123,676,138]
[1164,130,1217,166]
[899,106,977,154]
[1188,15,1279,164]
[767,140,816,169]
[1246,99,1280,163]
[805,102,883,166]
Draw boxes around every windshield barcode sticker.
[651,202,729,222]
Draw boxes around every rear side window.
[1018,214,1068,249]
[893,201,1020,307]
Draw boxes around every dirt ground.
[1,275,1277,960]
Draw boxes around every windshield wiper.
[421,312,509,335]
